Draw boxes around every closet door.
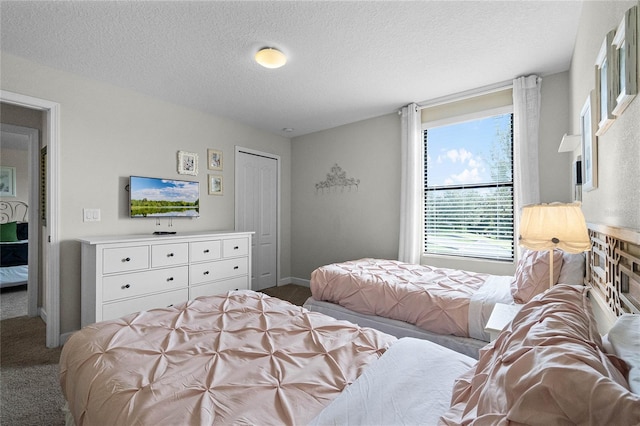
[235,149,278,290]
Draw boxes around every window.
[423,113,514,261]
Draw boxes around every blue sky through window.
[426,114,512,187]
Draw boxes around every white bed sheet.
[0,264,28,288]
[310,337,476,425]
[468,275,514,341]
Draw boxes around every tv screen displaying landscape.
[130,176,200,218]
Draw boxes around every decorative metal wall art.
[315,164,360,193]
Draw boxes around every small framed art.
[177,151,198,176]
[207,149,223,171]
[0,166,16,197]
[208,174,223,195]
[581,91,598,192]
[612,5,638,116]
[595,30,617,136]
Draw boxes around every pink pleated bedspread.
[310,258,490,337]
[59,290,396,426]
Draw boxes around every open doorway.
[0,122,40,320]
[1,91,60,348]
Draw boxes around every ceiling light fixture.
[255,47,287,69]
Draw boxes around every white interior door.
[235,148,278,290]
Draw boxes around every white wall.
[569,1,639,230]
[0,147,29,205]
[0,52,292,334]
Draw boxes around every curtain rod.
[417,79,514,110]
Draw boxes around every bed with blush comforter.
[60,290,397,425]
[305,252,586,357]
[60,286,640,426]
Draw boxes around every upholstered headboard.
[586,223,640,333]
[0,200,28,224]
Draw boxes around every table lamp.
[518,202,591,288]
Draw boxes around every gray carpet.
[260,284,311,306]
[1,286,28,320]
[1,315,65,425]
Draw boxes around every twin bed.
[0,200,30,288]
[304,250,585,359]
[60,222,640,425]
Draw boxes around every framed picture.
[581,91,598,192]
[208,174,223,195]
[0,166,16,197]
[612,5,638,116]
[177,151,198,176]
[595,30,617,136]
[207,149,223,171]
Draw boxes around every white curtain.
[513,75,541,227]
[398,103,422,264]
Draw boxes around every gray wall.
[569,1,640,229]
[291,113,401,280]
[291,72,573,280]
[1,52,292,334]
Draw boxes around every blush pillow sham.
[510,249,564,303]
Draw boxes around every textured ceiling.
[0,1,583,138]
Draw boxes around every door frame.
[0,123,39,316]
[234,146,281,288]
[1,90,61,348]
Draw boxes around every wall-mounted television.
[129,176,200,218]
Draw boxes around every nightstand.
[484,303,522,342]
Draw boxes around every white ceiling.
[0,1,583,138]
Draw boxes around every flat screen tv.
[129,176,200,218]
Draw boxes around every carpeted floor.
[0,284,311,425]
[1,285,28,320]
[1,315,66,425]
[260,284,312,306]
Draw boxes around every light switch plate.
[83,208,101,222]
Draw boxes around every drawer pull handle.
[234,266,239,270]
[234,246,239,250]
[123,257,131,262]
[167,277,174,282]
[122,284,131,289]
[203,271,210,275]
[167,253,174,257]
[167,304,174,307]
[204,249,210,253]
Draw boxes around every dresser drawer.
[189,257,248,285]
[103,266,189,302]
[222,238,249,258]
[152,243,189,268]
[103,246,149,274]
[101,288,188,322]
[190,240,222,263]
[189,276,249,299]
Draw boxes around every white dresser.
[79,231,252,327]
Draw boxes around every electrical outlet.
[83,208,101,222]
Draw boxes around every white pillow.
[557,252,585,285]
[607,314,640,394]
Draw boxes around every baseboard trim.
[279,277,310,288]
